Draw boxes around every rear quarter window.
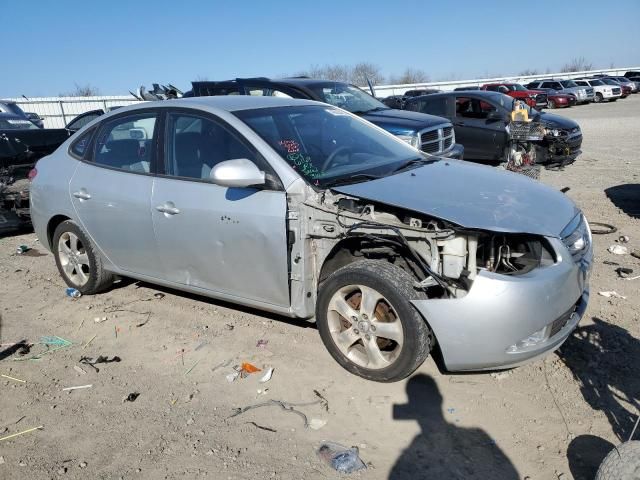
[69,128,95,159]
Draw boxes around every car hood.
[536,112,580,130]
[332,160,579,237]
[360,108,450,133]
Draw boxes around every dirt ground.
[0,95,639,480]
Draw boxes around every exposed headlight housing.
[561,214,591,262]
[545,128,561,137]
[396,133,420,149]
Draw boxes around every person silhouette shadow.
[389,374,519,480]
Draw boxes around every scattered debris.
[229,396,326,428]
[62,384,92,392]
[94,317,108,323]
[241,362,261,374]
[1,373,25,383]
[79,355,121,373]
[308,418,327,430]
[225,372,240,383]
[245,421,277,433]
[560,187,570,193]
[603,260,620,266]
[153,292,165,299]
[194,341,208,351]
[256,339,269,348]
[82,335,97,350]
[608,245,629,255]
[0,425,44,442]
[184,359,200,376]
[598,291,626,300]
[13,336,72,361]
[124,392,140,403]
[491,371,511,381]
[616,267,634,278]
[259,367,274,383]
[224,323,234,331]
[65,288,82,298]
[211,359,231,373]
[589,222,617,235]
[313,390,330,412]
[317,441,366,474]
[15,245,30,254]
[619,235,630,243]
[631,250,640,260]
[73,365,87,375]
[447,407,456,414]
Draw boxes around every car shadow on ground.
[605,183,640,218]
[556,317,640,478]
[389,373,519,479]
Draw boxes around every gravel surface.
[0,95,638,479]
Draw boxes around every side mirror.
[210,158,265,188]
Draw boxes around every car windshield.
[0,102,26,116]
[0,118,40,130]
[235,105,425,188]
[307,83,389,114]
[511,84,528,91]
[589,79,604,86]
[560,80,578,88]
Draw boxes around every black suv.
[184,78,463,159]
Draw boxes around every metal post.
[59,101,67,125]
[102,100,107,112]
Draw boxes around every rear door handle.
[72,190,91,200]
[155,203,180,215]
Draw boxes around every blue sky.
[2,0,639,97]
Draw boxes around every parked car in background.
[403,89,441,98]
[627,77,640,90]
[0,101,44,128]
[600,77,630,98]
[526,80,594,104]
[184,78,464,158]
[574,79,621,102]
[481,83,548,109]
[545,90,576,109]
[30,96,592,381]
[381,95,405,109]
[0,109,106,231]
[624,70,640,78]
[453,86,480,91]
[403,91,582,166]
[606,76,638,93]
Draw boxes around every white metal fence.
[4,66,639,128]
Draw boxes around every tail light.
[28,168,38,181]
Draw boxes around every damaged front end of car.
[286,163,592,372]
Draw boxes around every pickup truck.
[184,78,464,159]
[481,83,548,109]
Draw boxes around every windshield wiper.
[363,107,389,113]
[325,173,382,187]
[391,157,438,174]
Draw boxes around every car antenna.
[366,77,376,98]
[21,95,29,101]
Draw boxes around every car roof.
[113,96,321,115]
[0,111,27,120]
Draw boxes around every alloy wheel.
[58,231,90,286]
[326,284,404,369]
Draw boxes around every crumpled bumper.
[438,143,464,160]
[412,237,592,371]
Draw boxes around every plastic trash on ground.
[317,441,366,474]
[65,288,82,298]
[598,291,626,299]
[608,245,629,255]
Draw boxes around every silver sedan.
[30,96,592,382]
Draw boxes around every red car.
[481,83,548,109]
[545,91,576,109]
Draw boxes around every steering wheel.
[320,146,352,172]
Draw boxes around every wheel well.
[47,215,71,249]
[318,237,424,287]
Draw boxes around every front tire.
[548,100,556,109]
[595,93,603,103]
[53,220,114,294]
[316,260,433,382]
[595,441,640,479]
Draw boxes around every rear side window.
[164,112,258,180]
[422,97,448,117]
[66,111,103,131]
[93,113,157,173]
[69,128,95,159]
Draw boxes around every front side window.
[421,97,448,117]
[165,112,257,180]
[590,79,605,86]
[308,83,387,114]
[93,113,157,173]
[456,97,496,119]
[235,105,422,188]
[560,80,578,88]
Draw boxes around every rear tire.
[53,220,114,295]
[316,260,433,382]
[548,100,556,109]
[595,93,603,103]
[595,441,640,480]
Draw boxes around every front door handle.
[72,190,91,200]
[156,202,180,215]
